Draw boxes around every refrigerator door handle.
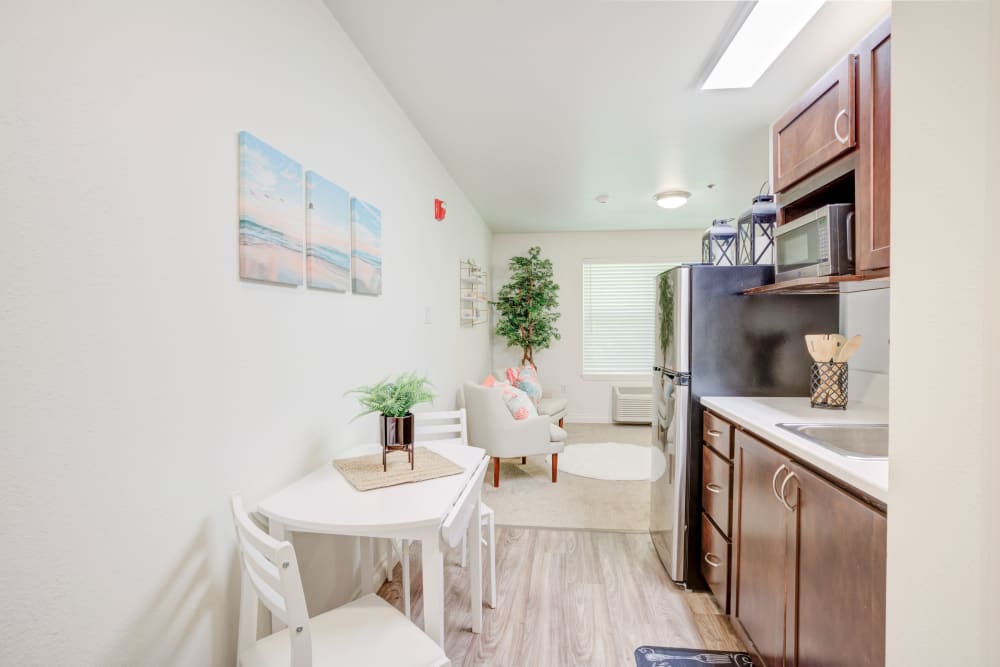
[666,380,691,582]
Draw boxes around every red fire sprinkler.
[434,198,447,221]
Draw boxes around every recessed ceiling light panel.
[654,190,691,209]
[702,0,826,90]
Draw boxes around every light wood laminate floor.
[378,527,744,666]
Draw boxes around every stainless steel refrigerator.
[650,265,839,585]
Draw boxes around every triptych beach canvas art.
[350,198,382,296]
[237,131,382,295]
[238,131,304,285]
[306,171,351,292]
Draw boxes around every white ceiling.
[324,1,890,232]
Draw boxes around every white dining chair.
[230,494,450,667]
[390,410,497,619]
[459,507,496,609]
[440,455,490,633]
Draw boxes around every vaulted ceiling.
[325,1,890,231]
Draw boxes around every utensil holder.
[810,362,848,409]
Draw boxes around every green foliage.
[346,372,435,419]
[492,246,561,367]
[658,271,674,361]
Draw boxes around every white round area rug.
[547,443,667,482]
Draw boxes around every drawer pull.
[771,464,789,503]
[779,471,798,512]
[707,429,722,437]
[704,553,723,568]
[705,482,723,494]
[834,108,850,144]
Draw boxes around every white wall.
[491,230,703,422]
[888,1,998,664]
[0,1,491,665]
[840,289,891,408]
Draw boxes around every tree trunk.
[522,346,533,367]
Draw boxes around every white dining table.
[255,442,488,648]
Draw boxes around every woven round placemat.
[333,447,464,492]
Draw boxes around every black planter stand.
[380,413,415,471]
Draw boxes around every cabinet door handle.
[707,429,722,437]
[779,471,798,512]
[705,482,723,494]
[771,464,788,503]
[834,108,850,144]
[704,553,723,568]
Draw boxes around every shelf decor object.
[460,259,489,327]
[701,218,737,266]
[737,194,777,266]
[238,131,304,285]
[305,171,351,292]
[346,373,436,471]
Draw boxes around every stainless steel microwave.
[774,203,855,282]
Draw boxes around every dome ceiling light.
[653,190,691,209]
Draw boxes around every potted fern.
[347,372,435,471]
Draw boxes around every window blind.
[582,261,676,374]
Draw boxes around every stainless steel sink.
[777,423,889,459]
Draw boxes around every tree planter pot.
[380,413,415,471]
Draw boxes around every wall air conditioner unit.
[612,385,652,424]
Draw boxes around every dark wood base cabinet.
[732,428,887,667]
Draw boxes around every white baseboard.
[565,415,612,424]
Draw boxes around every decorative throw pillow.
[481,374,500,388]
[506,365,543,406]
[501,384,538,420]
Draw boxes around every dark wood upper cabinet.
[773,55,858,193]
[734,430,792,667]
[855,18,892,273]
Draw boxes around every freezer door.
[656,267,691,375]
[649,370,690,583]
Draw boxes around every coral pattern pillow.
[500,383,538,420]
[481,374,538,420]
[506,365,543,406]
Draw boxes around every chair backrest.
[440,456,490,549]
[230,494,312,667]
[414,409,468,447]
[462,383,515,448]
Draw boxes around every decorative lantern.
[737,194,777,265]
[701,218,737,266]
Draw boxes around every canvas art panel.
[238,131,303,285]
[351,197,382,296]
[305,171,351,292]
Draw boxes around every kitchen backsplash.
[840,288,890,408]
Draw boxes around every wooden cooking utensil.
[830,333,847,356]
[835,335,863,362]
[812,337,839,363]
[805,335,827,362]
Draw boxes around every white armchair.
[461,382,567,487]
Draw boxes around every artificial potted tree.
[347,372,435,471]
[493,246,561,368]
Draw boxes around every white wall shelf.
[460,260,489,327]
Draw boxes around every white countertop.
[700,396,889,504]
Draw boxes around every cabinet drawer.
[701,511,731,614]
[702,445,733,536]
[703,411,733,458]
[773,54,858,193]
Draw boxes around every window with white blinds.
[582,261,676,374]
